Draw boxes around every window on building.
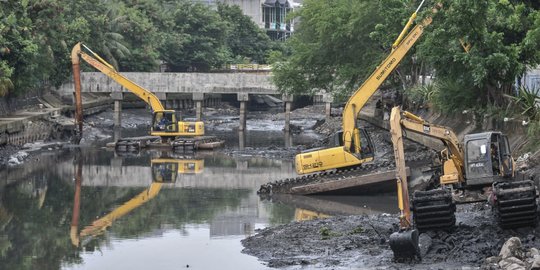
[262,0,293,41]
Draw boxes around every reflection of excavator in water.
[70,157,203,247]
[295,208,330,221]
[71,43,220,150]
[388,106,538,260]
[294,1,439,176]
[151,157,204,182]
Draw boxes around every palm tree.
[95,1,130,70]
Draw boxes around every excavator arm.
[71,43,164,111]
[389,106,420,260]
[295,2,441,175]
[389,105,463,260]
[342,2,439,153]
[390,107,465,184]
[389,107,412,230]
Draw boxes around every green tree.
[159,0,227,72]
[272,0,410,97]
[77,0,130,70]
[418,0,540,108]
[217,3,273,64]
[116,0,161,71]
[0,0,42,95]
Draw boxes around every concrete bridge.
[57,72,334,131]
[57,72,279,96]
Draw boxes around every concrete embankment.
[0,93,111,147]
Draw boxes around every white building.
[194,0,301,41]
[520,67,540,95]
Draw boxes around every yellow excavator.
[71,43,204,141]
[388,106,538,260]
[70,157,204,247]
[295,0,440,175]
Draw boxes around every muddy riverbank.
[242,202,540,269]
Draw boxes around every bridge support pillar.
[284,130,292,148]
[237,93,249,131]
[282,94,293,132]
[322,93,334,120]
[111,92,123,138]
[238,130,246,150]
[193,93,205,121]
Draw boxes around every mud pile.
[242,203,540,269]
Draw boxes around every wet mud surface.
[242,203,540,269]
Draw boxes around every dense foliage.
[418,0,540,110]
[0,0,277,96]
[273,0,540,112]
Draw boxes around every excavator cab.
[464,132,513,186]
[332,128,375,159]
[151,111,178,134]
[151,110,205,138]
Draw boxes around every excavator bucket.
[389,229,420,261]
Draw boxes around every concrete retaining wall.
[0,118,57,146]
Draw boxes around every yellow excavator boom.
[71,42,205,138]
[71,43,165,112]
[342,5,438,152]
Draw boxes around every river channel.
[0,110,398,270]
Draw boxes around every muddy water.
[0,123,398,270]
